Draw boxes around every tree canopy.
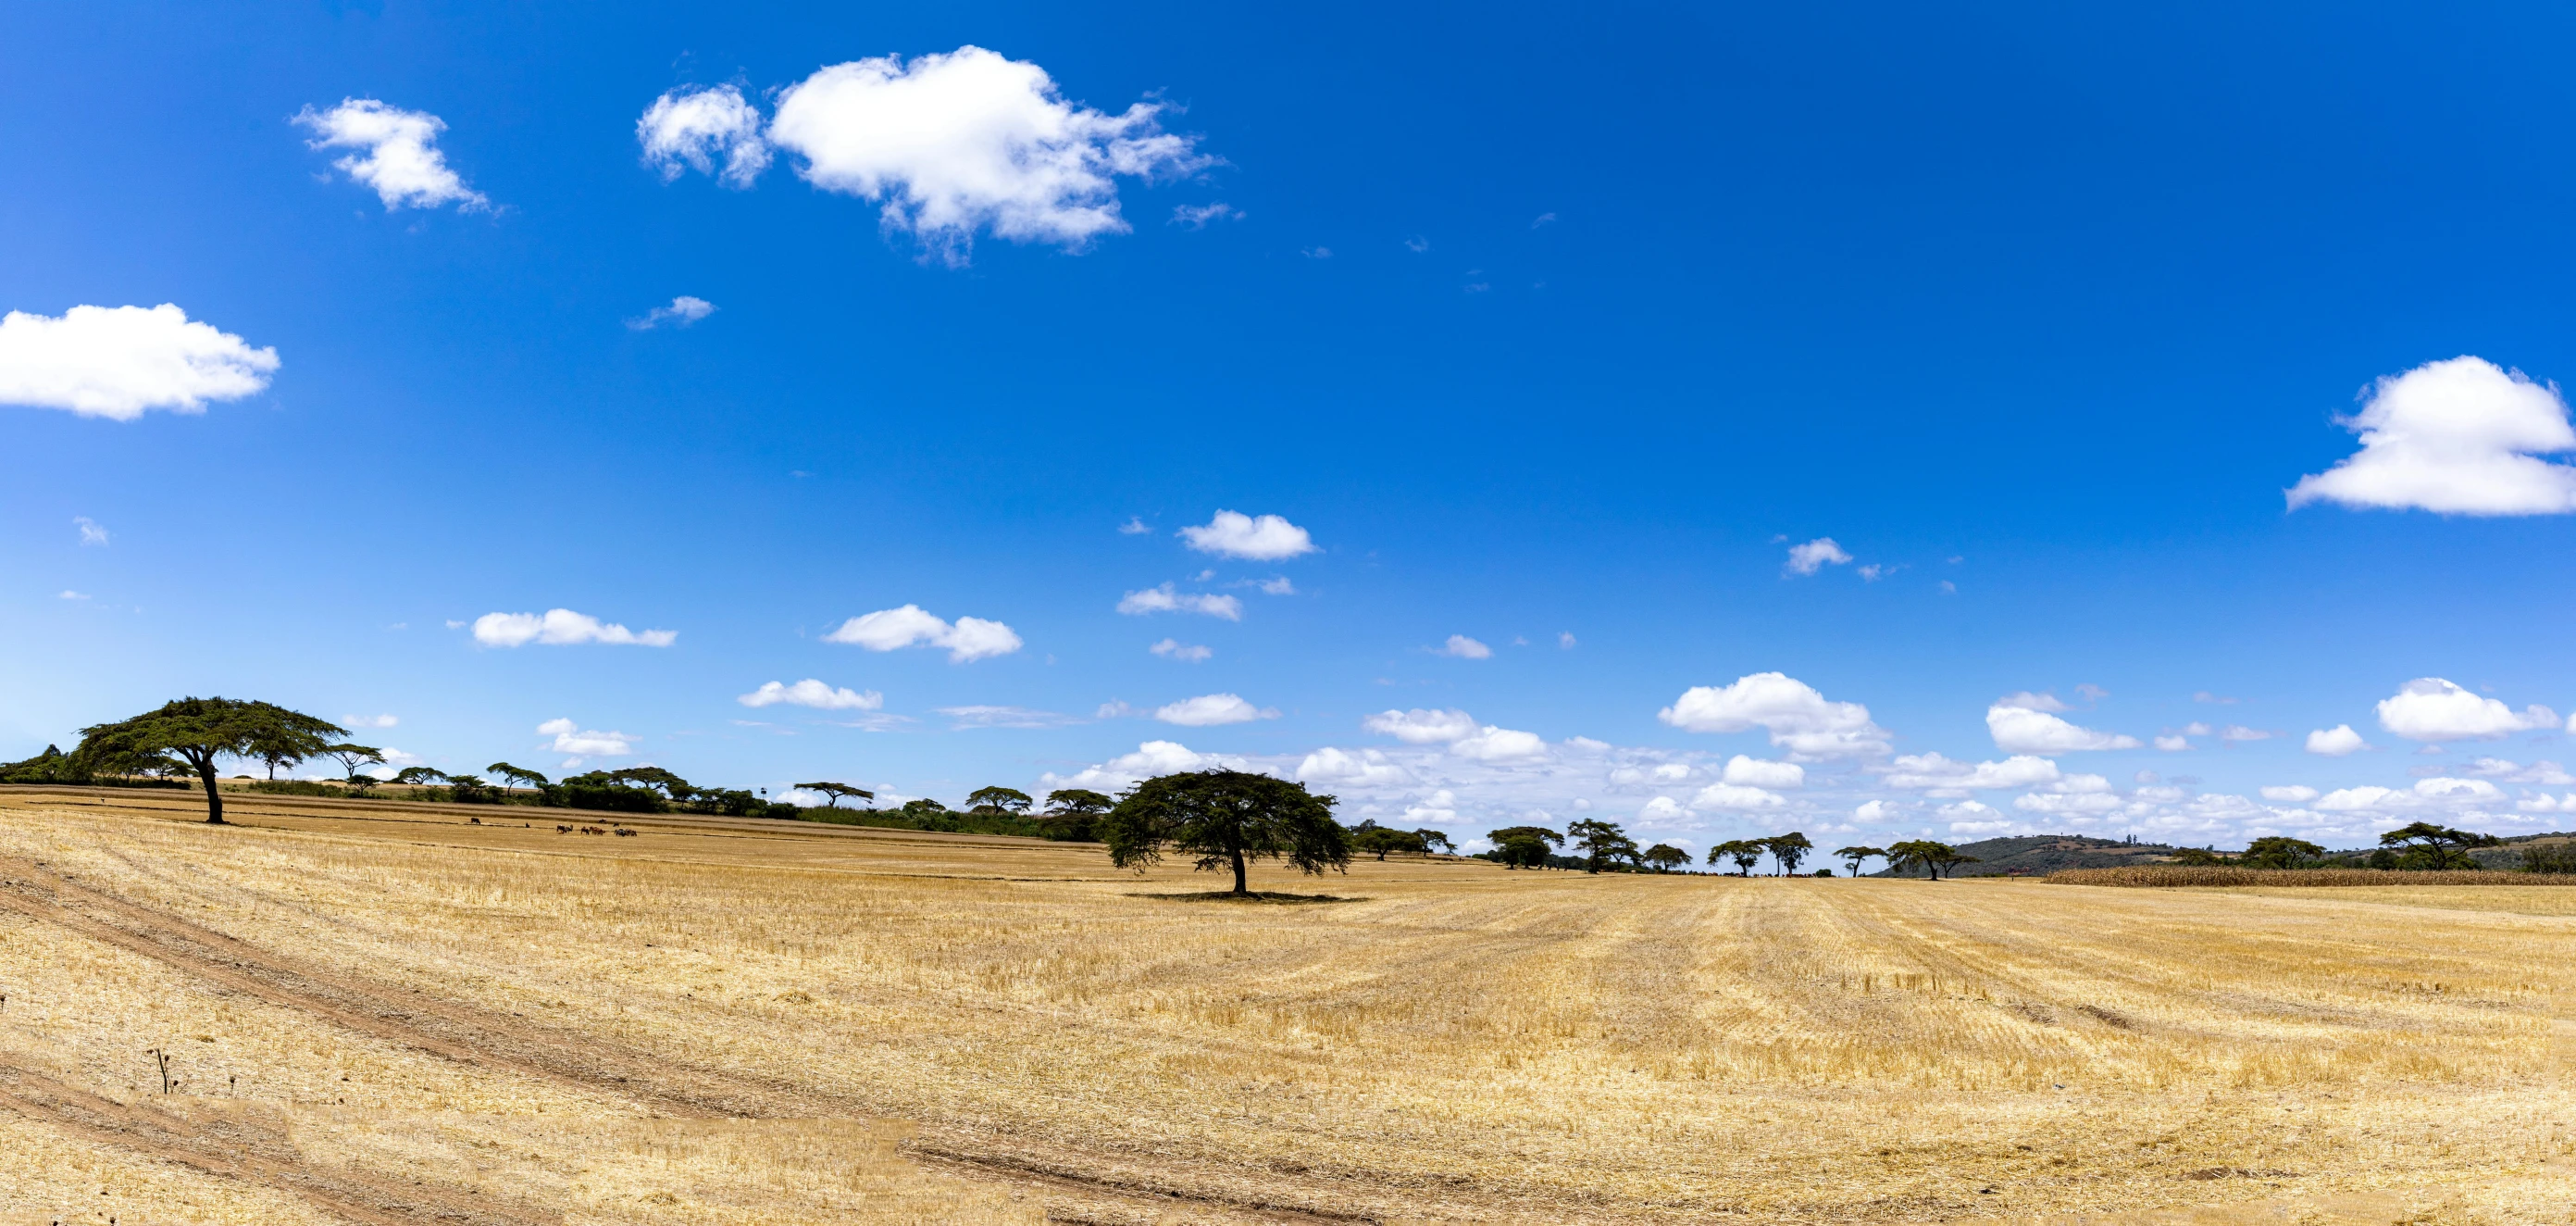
[2241,836,2325,869]
[1709,839,1764,876]
[1765,832,1814,876]
[1037,788,1114,841]
[966,785,1034,815]
[1886,840,1979,880]
[1833,844,1885,877]
[1642,844,1690,872]
[486,762,549,791]
[1567,818,1640,873]
[2378,822,2498,869]
[1103,769,1350,895]
[796,782,875,808]
[77,698,345,824]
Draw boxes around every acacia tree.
[1040,788,1114,841]
[1642,844,1690,872]
[487,762,550,792]
[797,782,875,809]
[1104,769,1350,895]
[2379,822,2498,869]
[323,744,385,786]
[1887,839,1978,880]
[1706,839,1764,877]
[1567,818,1640,873]
[392,767,449,788]
[78,698,346,824]
[1494,832,1552,869]
[1765,832,1814,876]
[1415,829,1455,855]
[966,785,1034,816]
[1834,844,1885,877]
[1354,827,1428,859]
[2241,836,2324,869]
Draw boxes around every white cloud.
[1637,795,1691,824]
[1154,693,1276,726]
[1721,755,1805,788]
[1658,672,1892,759]
[0,305,280,420]
[2288,356,2576,516]
[2375,677,2557,741]
[2306,724,2370,757]
[1296,746,1412,787]
[343,713,399,729]
[1117,583,1242,620]
[293,98,487,211]
[1178,510,1316,560]
[2315,777,2505,812]
[473,608,677,648]
[1450,726,1550,763]
[538,718,636,758]
[1986,699,2140,753]
[2261,785,2320,802]
[738,679,883,710]
[1118,517,1151,534]
[57,590,88,601]
[2012,791,2121,814]
[1254,576,1295,595]
[1171,203,1240,228]
[1039,739,1254,792]
[1852,799,1897,821]
[1881,752,2060,791]
[2219,725,2273,744]
[1150,638,1212,662]
[1996,690,2070,712]
[637,84,771,187]
[1691,782,1786,809]
[2463,757,2576,784]
[823,604,1022,661]
[1784,537,1853,576]
[2154,734,2192,752]
[628,296,716,331]
[1559,632,1577,649]
[762,46,1211,261]
[1363,707,1479,744]
[1434,634,1493,659]
[73,517,110,545]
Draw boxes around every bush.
[2522,843,2576,874]
[1813,868,1836,877]
[243,780,351,797]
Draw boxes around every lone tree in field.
[487,762,549,792]
[1493,830,1555,869]
[2241,836,2324,869]
[1104,769,1350,896]
[1354,826,1428,859]
[1040,788,1114,841]
[1642,844,1690,872]
[1567,818,1640,873]
[797,782,875,808]
[2379,821,2499,869]
[1887,839,1978,880]
[323,744,385,786]
[392,766,449,788]
[1764,832,1814,876]
[1834,844,1885,877]
[966,785,1034,816]
[1415,828,1455,855]
[1709,839,1765,877]
[78,698,345,825]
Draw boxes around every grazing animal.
[556,825,572,833]
[615,828,638,837]
[581,825,606,835]
[467,817,480,824]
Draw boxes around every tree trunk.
[1231,849,1248,895]
[193,757,226,824]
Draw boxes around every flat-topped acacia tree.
[78,698,344,825]
[1103,769,1350,896]
[797,782,875,808]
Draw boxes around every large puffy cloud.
[637,85,771,187]
[1116,584,1242,620]
[2375,678,2557,742]
[2306,724,2370,757]
[1987,698,2140,753]
[1153,693,1277,727]
[1721,756,1805,788]
[758,47,1211,260]
[537,718,635,759]
[2315,777,2506,812]
[1450,726,1550,763]
[1039,740,1259,792]
[474,608,676,647]
[293,99,488,210]
[2288,357,2576,516]
[1179,510,1317,560]
[1658,672,1892,759]
[1296,747,1413,787]
[1690,782,1785,809]
[823,605,1022,661]
[738,680,882,710]
[0,305,279,419]
[1363,708,1479,744]
[1880,752,2060,791]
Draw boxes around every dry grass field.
[0,788,2570,1225]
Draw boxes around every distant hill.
[1872,834,2180,878]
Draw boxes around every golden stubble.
[0,792,2570,1223]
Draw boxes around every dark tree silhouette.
[1888,839,1978,880]
[1495,833,1552,869]
[1708,839,1764,877]
[966,785,1034,815]
[1834,844,1885,877]
[2242,836,2324,869]
[1414,828,1455,855]
[797,782,875,808]
[1765,832,1814,876]
[323,744,385,786]
[78,698,345,824]
[1567,819,1640,873]
[1354,827,1428,859]
[2379,822,2498,869]
[1642,844,1690,872]
[487,762,550,792]
[1104,769,1350,895]
[1039,788,1114,841]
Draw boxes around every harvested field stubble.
[2051,865,2576,888]
[0,789,2571,1223]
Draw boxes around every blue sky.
[8,1,2576,854]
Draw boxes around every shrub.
[2050,866,2576,888]
[2522,843,2576,874]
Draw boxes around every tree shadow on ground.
[1126,890,1365,905]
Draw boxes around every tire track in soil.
[0,857,1385,1225]
[0,1062,554,1225]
